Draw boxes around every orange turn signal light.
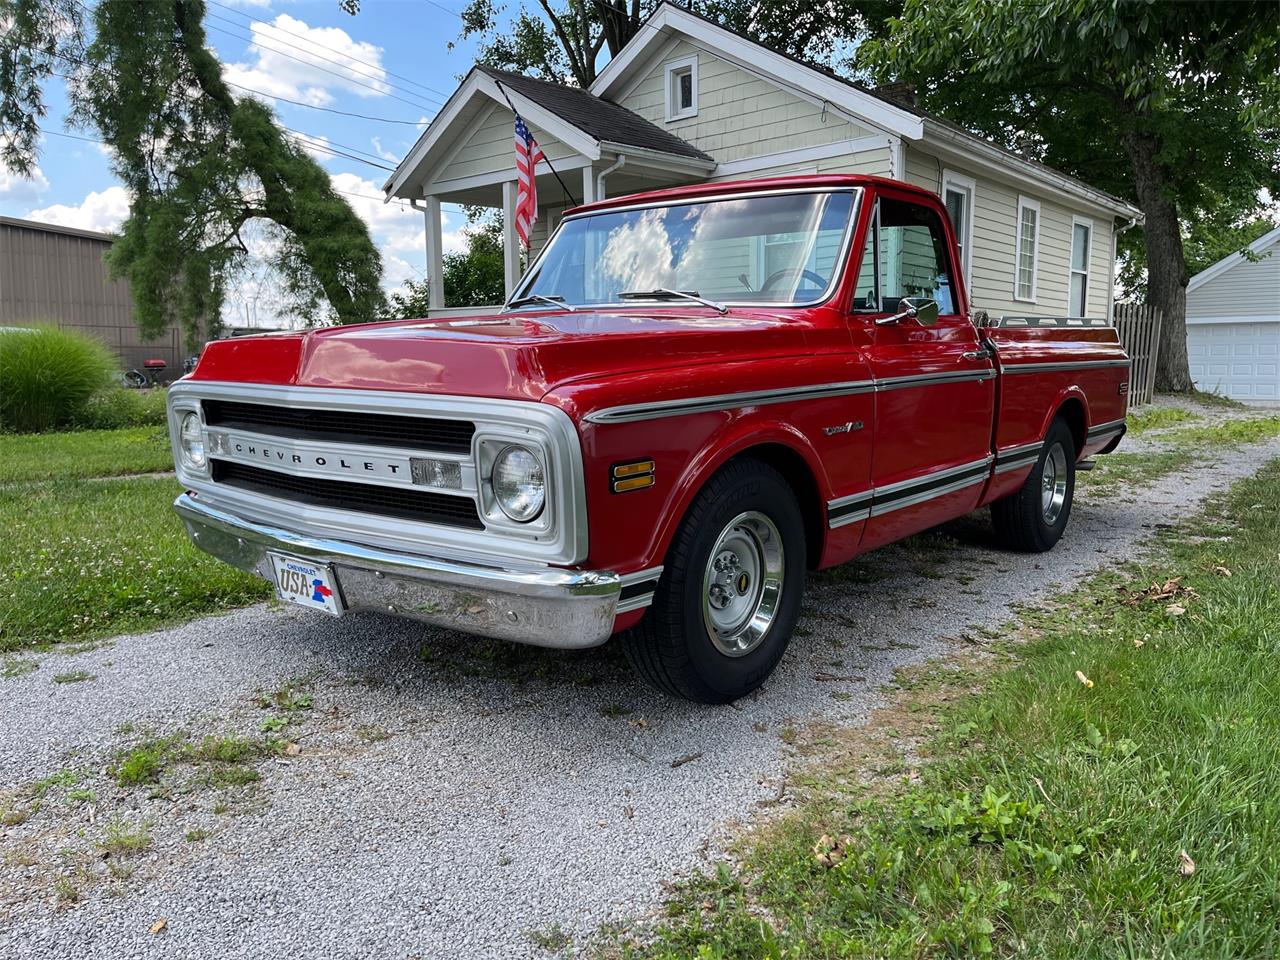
[611,459,655,493]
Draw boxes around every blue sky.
[0,0,490,324]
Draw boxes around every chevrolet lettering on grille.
[206,430,413,485]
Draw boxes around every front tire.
[622,458,806,703]
[991,416,1076,552]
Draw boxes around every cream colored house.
[384,2,1141,320]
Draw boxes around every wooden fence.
[1112,301,1163,407]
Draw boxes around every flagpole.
[492,78,580,207]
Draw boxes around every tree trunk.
[1123,128,1194,392]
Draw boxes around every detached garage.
[1185,224,1280,402]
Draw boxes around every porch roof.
[382,66,714,203]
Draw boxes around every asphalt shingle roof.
[477,66,713,163]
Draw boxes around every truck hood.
[191,308,828,402]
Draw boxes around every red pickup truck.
[168,175,1128,702]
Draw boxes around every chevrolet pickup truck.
[168,174,1129,703]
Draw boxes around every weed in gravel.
[52,670,95,684]
[2,656,37,678]
[185,828,211,842]
[112,736,178,786]
[1,800,39,826]
[1186,389,1247,410]
[1166,416,1280,447]
[53,876,81,904]
[67,787,96,805]
[184,734,266,765]
[255,676,316,714]
[355,724,391,743]
[1126,406,1200,435]
[97,819,152,857]
[29,769,81,798]
[527,922,572,951]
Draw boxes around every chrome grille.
[211,460,483,529]
[202,399,475,454]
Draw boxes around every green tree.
[862,0,1280,392]
[456,0,900,86]
[0,0,386,346]
[385,221,507,317]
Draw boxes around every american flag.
[513,115,544,248]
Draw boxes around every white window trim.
[663,55,699,122]
[1014,194,1041,303]
[940,168,976,293]
[1069,215,1093,318]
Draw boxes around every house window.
[664,56,698,121]
[1014,195,1040,302]
[941,170,975,291]
[1069,217,1092,317]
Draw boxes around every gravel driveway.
[3,411,1277,960]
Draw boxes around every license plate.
[269,553,343,616]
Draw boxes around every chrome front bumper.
[174,493,622,648]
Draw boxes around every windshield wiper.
[506,293,576,312]
[617,288,728,315]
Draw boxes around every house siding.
[431,102,579,186]
[903,146,1114,320]
[619,39,874,164]
[1186,238,1280,319]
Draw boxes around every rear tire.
[622,458,806,703]
[991,416,1076,552]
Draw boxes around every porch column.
[502,180,521,296]
[580,165,598,205]
[422,195,445,310]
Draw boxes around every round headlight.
[180,412,206,469]
[492,444,545,522]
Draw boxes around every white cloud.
[24,185,130,234]
[329,173,466,292]
[288,131,333,161]
[0,165,51,202]
[223,14,389,107]
[369,136,399,163]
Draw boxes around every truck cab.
[169,175,1129,703]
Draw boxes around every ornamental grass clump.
[0,325,118,432]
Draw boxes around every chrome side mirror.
[876,297,940,327]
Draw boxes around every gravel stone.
[2,410,1276,959]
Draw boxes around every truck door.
[853,190,996,550]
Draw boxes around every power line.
[284,133,395,171]
[223,82,430,125]
[204,22,444,113]
[423,0,465,21]
[206,0,455,101]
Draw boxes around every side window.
[855,198,957,315]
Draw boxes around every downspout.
[596,155,626,201]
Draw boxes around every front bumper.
[174,492,622,648]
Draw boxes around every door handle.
[962,346,996,362]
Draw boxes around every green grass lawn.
[626,459,1280,958]
[0,477,269,652]
[0,426,174,483]
[1124,406,1200,436]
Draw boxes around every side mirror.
[875,297,940,327]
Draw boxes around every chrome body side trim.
[168,381,589,566]
[826,457,993,528]
[174,493,621,649]
[584,379,877,425]
[1087,417,1127,439]
[584,368,995,426]
[1000,359,1132,375]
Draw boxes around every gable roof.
[477,67,711,162]
[593,2,1141,219]
[1188,224,1280,292]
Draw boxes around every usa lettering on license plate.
[269,553,343,616]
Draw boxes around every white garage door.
[1187,320,1280,401]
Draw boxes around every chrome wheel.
[1041,442,1068,525]
[702,511,785,657]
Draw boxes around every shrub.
[72,387,169,429]
[0,325,119,432]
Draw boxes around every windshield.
[513,189,858,308]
